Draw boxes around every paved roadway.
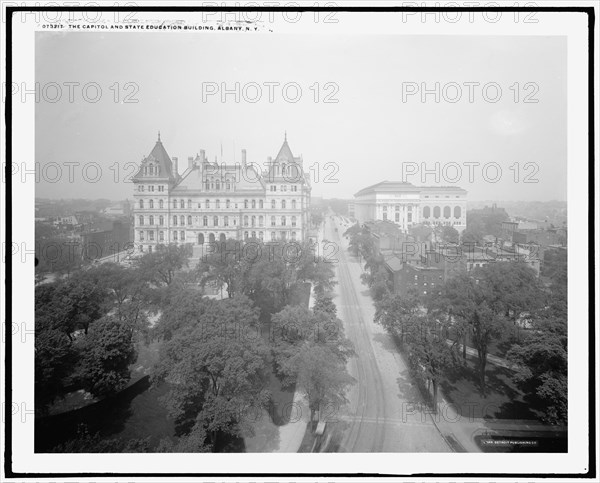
[324,215,451,452]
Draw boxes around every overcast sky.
[35,31,566,202]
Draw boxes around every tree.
[461,219,485,245]
[313,294,337,317]
[135,243,191,286]
[344,224,374,260]
[285,343,355,423]
[469,303,505,396]
[405,314,455,410]
[52,426,152,453]
[439,225,459,244]
[297,248,337,293]
[271,305,353,387]
[36,278,107,340]
[374,290,421,344]
[196,239,243,298]
[474,262,543,329]
[77,316,138,398]
[466,207,509,238]
[74,263,151,338]
[507,316,567,424]
[35,318,78,415]
[437,272,508,395]
[243,251,298,316]
[156,424,212,453]
[152,295,271,449]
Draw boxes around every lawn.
[439,354,545,422]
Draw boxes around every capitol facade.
[133,133,311,253]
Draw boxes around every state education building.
[354,181,467,233]
[133,133,311,253]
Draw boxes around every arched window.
[158,215,163,225]
[180,215,185,226]
[209,233,215,243]
[173,216,177,226]
[244,215,249,226]
[443,206,451,219]
[251,216,256,227]
[454,206,462,219]
[211,181,215,190]
[149,200,154,209]
[205,199,210,208]
[282,200,286,209]
[188,199,192,209]
[271,200,276,209]
[139,216,144,226]
[220,233,226,242]
[259,231,264,241]
[252,199,256,209]
[224,216,229,227]
[281,216,286,226]
[433,206,441,218]
[149,215,154,225]
[198,233,204,245]
[205,180,210,191]
[259,215,264,227]
[423,206,430,218]
[203,216,208,226]
[180,200,185,209]
[173,199,177,209]
[292,216,297,227]
[188,215,192,225]
[244,199,248,209]
[226,199,230,208]
[251,231,256,239]
[139,200,144,209]
[159,199,163,209]
[213,216,218,226]
[292,200,296,209]
[259,200,263,209]
[216,180,220,190]
[216,199,220,209]
[226,181,231,190]
[271,216,276,227]
[159,231,164,242]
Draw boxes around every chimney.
[200,149,206,163]
[172,157,178,176]
[241,149,247,166]
[188,156,194,169]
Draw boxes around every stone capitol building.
[133,133,312,253]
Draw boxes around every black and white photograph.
[2,1,596,481]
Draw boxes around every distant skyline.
[36,32,567,201]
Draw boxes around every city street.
[324,215,451,452]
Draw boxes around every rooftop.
[354,180,467,197]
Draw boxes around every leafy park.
[345,223,568,428]
[35,238,354,452]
